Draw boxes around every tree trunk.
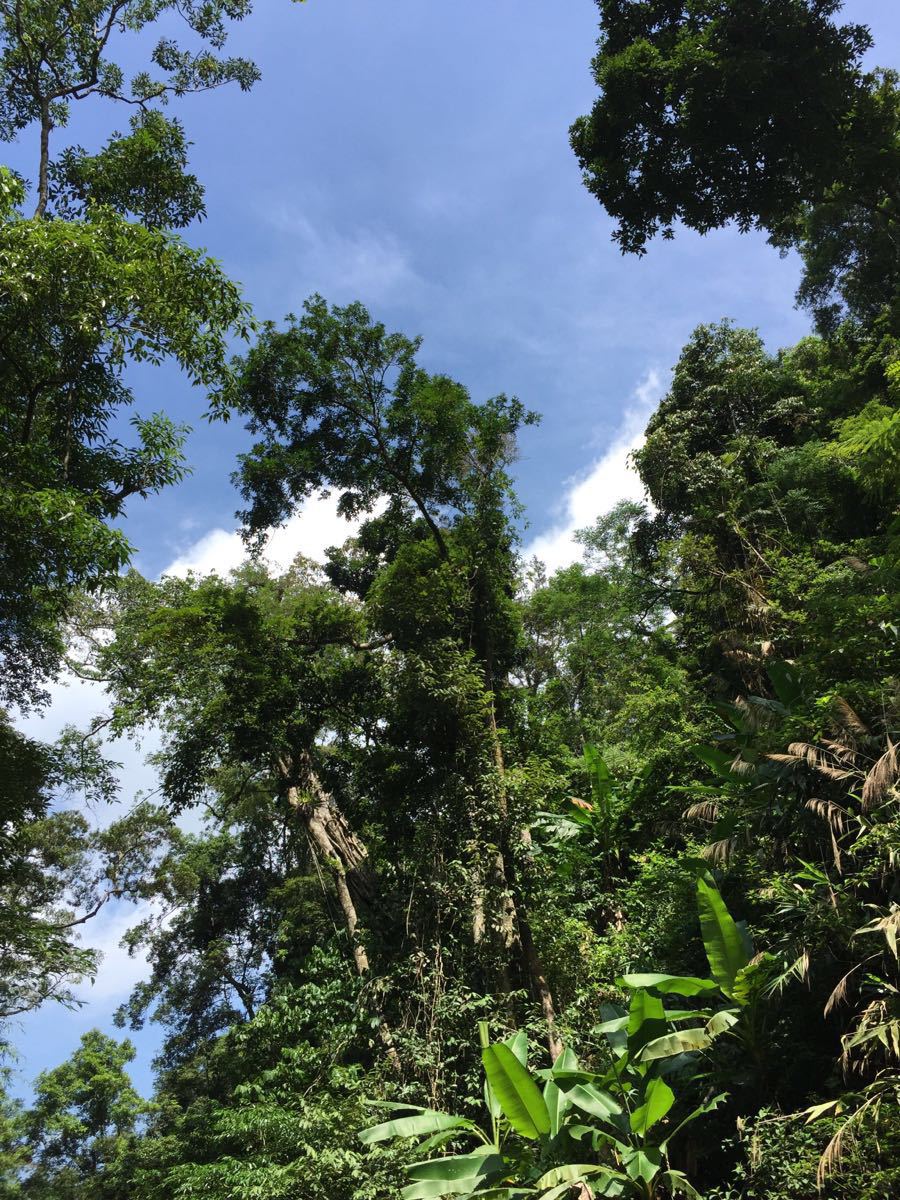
[35,103,51,218]
[485,695,563,1061]
[283,756,399,1069]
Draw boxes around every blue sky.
[9,0,900,1099]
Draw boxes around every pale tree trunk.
[283,755,400,1070]
[486,692,563,1062]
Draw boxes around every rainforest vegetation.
[0,2,898,1197]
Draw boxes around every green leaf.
[480,1021,500,1121]
[415,1128,474,1156]
[596,1003,628,1053]
[692,744,735,778]
[360,1111,477,1144]
[705,1009,739,1037]
[766,661,804,709]
[696,877,751,998]
[659,1169,703,1199]
[538,1185,581,1200]
[504,1028,528,1066]
[544,1045,577,1136]
[662,1092,728,1148]
[408,1149,504,1182]
[630,1076,675,1135]
[620,973,720,996]
[481,1043,550,1140]
[627,987,667,1055]
[535,1163,612,1191]
[401,1179,489,1200]
[565,1082,624,1122]
[622,1146,663,1184]
[638,1028,712,1062]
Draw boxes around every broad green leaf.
[662,1092,728,1148]
[596,1003,628,1053]
[504,1028,528,1066]
[544,1045,577,1136]
[705,1009,739,1037]
[415,1128,475,1156]
[766,661,804,709]
[638,1028,711,1062]
[659,1169,703,1199]
[408,1149,504,1182]
[481,1043,550,1140]
[622,1146,663,1184]
[692,744,735,778]
[630,1076,675,1135]
[538,1184,581,1200]
[483,1077,500,1121]
[627,987,667,1055]
[364,1101,432,1112]
[595,1015,628,1033]
[360,1111,476,1144]
[566,1081,623,1122]
[480,1021,500,1121]
[696,877,751,998]
[401,1179,490,1200]
[567,1123,596,1141]
[535,1163,610,1190]
[620,972,719,996]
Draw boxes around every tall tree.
[0,0,265,706]
[230,296,564,1054]
[21,1031,147,1199]
[571,0,876,253]
[571,1,900,332]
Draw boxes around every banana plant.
[360,1014,722,1199]
[613,875,772,1067]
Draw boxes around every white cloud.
[164,490,365,578]
[15,672,162,819]
[525,370,664,574]
[265,205,424,304]
[75,900,156,1003]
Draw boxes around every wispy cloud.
[265,204,425,305]
[524,370,664,574]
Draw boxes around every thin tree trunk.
[35,103,51,218]
[486,691,563,1060]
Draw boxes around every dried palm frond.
[833,697,869,739]
[805,798,850,870]
[728,756,757,778]
[821,738,861,766]
[765,751,805,769]
[683,800,720,823]
[843,1000,900,1072]
[702,837,734,864]
[805,797,849,834]
[817,1098,864,1186]
[812,1082,899,1184]
[862,739,898,810]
